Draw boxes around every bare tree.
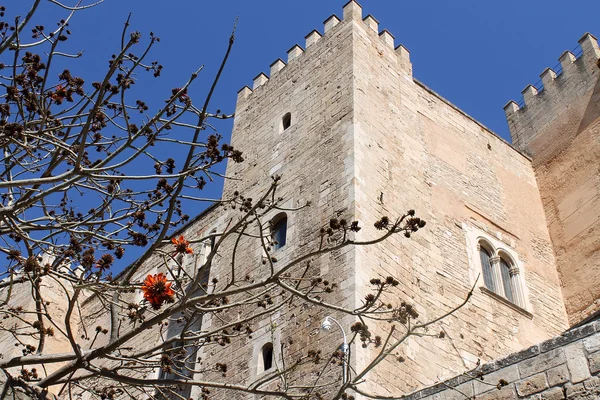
[0,2,474,399]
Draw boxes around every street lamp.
[321,316,349,384]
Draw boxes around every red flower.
[171,235,193,255]
[51,84,67,104]
[141,273,174,309]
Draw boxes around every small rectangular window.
[282,113,292,131]
[272,216,287,250]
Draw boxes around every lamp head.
[321,317,332,331]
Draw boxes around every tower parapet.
[504,33,600,156]
[235,0,412,106]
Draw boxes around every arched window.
[271,214,287,250]
[282,112,292,131]
[479,245,494,291]
[478,240,525,309]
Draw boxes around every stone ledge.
[398,321,599,399]
[480,287,533,319]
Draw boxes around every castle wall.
[400,321,600,400]
[505,34,600,326]
[346,4,569,395]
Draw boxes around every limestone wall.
[505,34,600,326]
[344,2,569,396]
[401,320,600,399]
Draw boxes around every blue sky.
[6,1,599,270]
[17,2,600,124]
[12,1,600,187]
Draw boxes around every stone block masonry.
[505,33,600,326]
[401,321,600,399]
[231,0,568,395]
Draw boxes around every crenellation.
[521,84,539,106]
[363,14,378,33]
[503,100,519,116]
[270,58,286,76]
[236,85,252,102]
[379,29,395,47]
[304,29,321,48]
[252,72,268,89]
[578,32,600,65]
[323,14,340,33]
[540,67,557,88]
[506,34,599,150]
[558,50,577,73]
[342,0,362,21]
[237,3,412,102]
[287,44,304,63]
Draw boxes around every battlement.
[236,0,413,103]
[504,33,600,154]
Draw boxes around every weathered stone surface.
[473,365,519,395]
[564,343,591,383]
[431,382,473,400]
[535,386,565,400]
[476,386,518,400]
[516,373,549,397]
[588,351,600,374]
[540,323,597,353]
[583,376,600,391]
[546,363,569,387]
[564,382,585,398]
[583,334,600,353]
[519,349,565,378]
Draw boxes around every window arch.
[271,214,287,251]
[477,239,525,309]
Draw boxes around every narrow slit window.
[271,215,287,250]
[282,113,292,131]
[261,342,273,371]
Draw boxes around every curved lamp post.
[321,316,349,384]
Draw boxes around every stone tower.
[215,0,575,396]
[505,34,600,327]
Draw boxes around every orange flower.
[171,235,193,255]
[141,273,174,309]
[51,84,67,103]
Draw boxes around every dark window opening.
[282,113,292,131]
[479,246,493,291]
[262,342,274,371]
[272,215,287,250]
[209,229,216,250]
[500,258,515,303]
